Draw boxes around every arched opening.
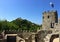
[50,34,59,42]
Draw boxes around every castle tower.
[42,10,58,30]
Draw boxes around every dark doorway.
[7,36,16,42]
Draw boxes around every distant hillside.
[0,18,42,32]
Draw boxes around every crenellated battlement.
[43,10,57,14]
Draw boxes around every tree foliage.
[0,20,19,31]
[0,18,42,32]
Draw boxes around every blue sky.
[0,0,60,25]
